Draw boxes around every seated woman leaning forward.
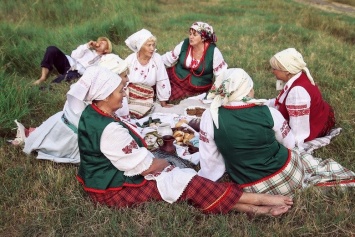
[162,21,227,102]
[198,68,355,196]
[266,48,335,151]
[124,29,173,118]
[76,66,293,217]
[18,58,130,164]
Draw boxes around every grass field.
[1,0,354,236]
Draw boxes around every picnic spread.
[129,93,344,170]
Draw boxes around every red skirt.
[317,106,336,138]
[86,176,242,214]
[167,67,212,101]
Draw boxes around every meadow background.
[0,0,354,236]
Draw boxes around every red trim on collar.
[91,103,120,121]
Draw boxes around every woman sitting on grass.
[162,21,227,102]
[124,29,173,118]
[33,37,112,85]
[76,66,293,217]
[266,48,335,151]
[198,68,355,196]
[13,59,129,164]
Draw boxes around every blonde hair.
[269,56,287,71]
[97,36,112,54]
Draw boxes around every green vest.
[77,105,145,191]
[214,105,289,184]
[174,38,215,87]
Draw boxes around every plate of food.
[184,106,206,118]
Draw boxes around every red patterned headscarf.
[190,22,217,44]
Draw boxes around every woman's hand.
[141,158,170,176]
[160,101,174,108]
[88,41,97,49]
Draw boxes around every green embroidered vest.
[174,38,215,87]
[214,105,289,184]
[77,105,145,191]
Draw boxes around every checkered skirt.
[86,175,242,214]
[241,149,355,196]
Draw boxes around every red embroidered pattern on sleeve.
[286,104,310,117]
[171,51,177,60]
[199,129,209,143]
[213,61,226,73]
[280,120,291,138]
[122,140,139,154]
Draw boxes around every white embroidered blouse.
[161,41,228,77]
[266,72,311,150]
[125,52,171,102]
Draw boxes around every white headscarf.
[274,48,315,85]
[99,53,129,74]
[207,68,265,129]
[66,66,122,114]
[125,29,154,53]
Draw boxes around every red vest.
[277,73,331,141]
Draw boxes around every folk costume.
[162,22,227,101]
[124,29,171,118]
[267,48,335,150]
[23,61,129,163]
[40,40,112,83]
[198,68,355,196]
[77,66,243,214]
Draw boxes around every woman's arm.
[286,86,311,150]
[212,47,228,77]
[161,41,183,67]
[197,109,226,181]
[154,54,172,105]
[269,107,295,149]
[71,43,91,60]
[100,122,156,176]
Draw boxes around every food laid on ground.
[172,126,195,146]
[184,106,206,117]
[136,116,161,128]
[188,118,201,132]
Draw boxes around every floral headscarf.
[272,48,315,85]
[190,22,217,43]
[207,68,266,129]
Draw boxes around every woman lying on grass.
[76,66,293,216]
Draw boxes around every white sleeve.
[154,54,171,101]
[286,86,311,150]
[197,109,226,181]
[265,98,276,108]
[161,41,183,67]
[212,47,228,77]
[269,107,295,149]
[71,43,90,60]
[100,122,153,176]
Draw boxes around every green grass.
[1,0,355,236]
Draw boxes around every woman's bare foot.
[33,78,46,85]
[239,192,293,207]
[247,205,291,218]
[234,203,291,217]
